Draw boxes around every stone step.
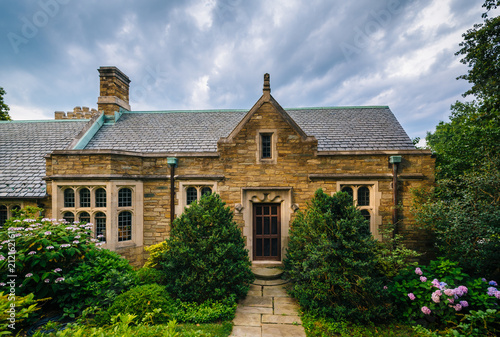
[251,266,284,280]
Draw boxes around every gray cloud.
[0,0,491,139]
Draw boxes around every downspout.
[167,157,178,225]
[389,156,402,235]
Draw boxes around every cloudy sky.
[0,0,495,142]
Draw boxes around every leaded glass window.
[118,211,132,241]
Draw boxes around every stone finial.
[263,73,270,100]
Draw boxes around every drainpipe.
[389,156,402,235]
[167,157,178,225]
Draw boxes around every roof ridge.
[0,119,89,123]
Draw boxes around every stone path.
[230,279,306,337]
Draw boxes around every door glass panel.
[264,217,270,234]
[256,206,262,215]
[256,239,262,256]
[271,217,277,234]
[256,217,262,235]
[272,238,278,256]
[271,206,277,215]
[263,206,270,215]
[264,238,270,256]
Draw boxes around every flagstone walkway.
[230,278,306,337]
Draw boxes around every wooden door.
[253,203,281,261]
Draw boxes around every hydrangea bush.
[389,258,499,327]
[0,215,103,299]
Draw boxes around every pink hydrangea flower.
[421,306,431,315]
[453,304,463,311]
[420,276,427,282]
[415,267,423,275]
[460,301,468,307]
[444,289,455,296]
[44,279,50,283]
[25,273,33,278]
[54,268,62,273]
[432,279,440,288]
[431,290,442,303]
[408,293,416,300]
[447,297,454,304]
[28,251,37,255]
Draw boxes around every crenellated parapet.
[54,106,99,120]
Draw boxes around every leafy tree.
[427,0,500,179]
[0,87,11,121]
[418,1,500,279]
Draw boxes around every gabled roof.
[83,106,415,152]
[0,120,88,198]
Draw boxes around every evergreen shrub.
[160,193,254,303]
[283,189,390,323]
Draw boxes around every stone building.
[0,66,434,266]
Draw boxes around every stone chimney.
[97,66,131,116]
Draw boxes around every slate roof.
[0,120,88,198]
[85,107,415,152]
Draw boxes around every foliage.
[302,312,420,337]
[160,193,254,303]
[56,247,135,318]
[413,309,500,336]
[135,266,166,285]
[144,241,169,269]
[170,296,236,323]
[32,314,233,337]
[0,216,99,299]
[426,101,500,180]
[412,165,500,278]
[283,189,390,323]
[0,87,11,121]
[100,284,175,324]
[375,222,421,278]
[0,292,42,334]
[388,258,499,329]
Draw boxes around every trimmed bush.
[136,267,166,285]
[283,189,390,323]
[160,193,254,303]
[56,247,136,318]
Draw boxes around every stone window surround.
[336,181,382,240]
[0,202,23,225]
[176,181,218,216]
[52,180,143,251]
[256,129,278,164]
[236,187,299,263]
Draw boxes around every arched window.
[64,189,75,207]
[0,205,7,226]
[79,188,90,207]
[358,187,370,206]
[95,212,106,241]
[360,209,371,222]
[79,212,90,223]
[63,212,74,223]
[186,187,197,205]
[342,186,354,201]
[95,188,106,207]
[118,188,132,207]
[118,211,132,241]
[201,187,212,197]
[11,205,21,214]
